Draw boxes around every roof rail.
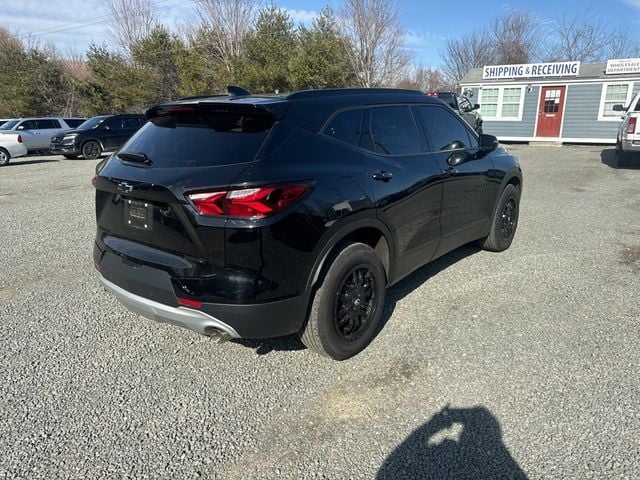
[286,87,422,100]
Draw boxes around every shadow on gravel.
[601,148,640,169]
[234,243,480,356]
[5,158,59,167]
[377,405,528,480]
[234,334,305,355]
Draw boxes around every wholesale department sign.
[482,61,581,80]
[606,58,640,75]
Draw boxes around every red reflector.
[91,175,97,187]
[627,117,637,134]
[94,262,101,271]
[177,297,203,308]
[188,183,313,218]
[17,135,22,143]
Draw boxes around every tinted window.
[77,116,109,130]
[119,111,275,167]
[123,117,142,129]
[324,109,362,146]
[418,106,473,151]
[104,119,124,131]
[37,119,61,129]
[64,119,85,128]
[368,106,421,155]
[324,110,362,145]
[19,120,38,130]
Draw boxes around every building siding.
[561,83,614,139]
[481,85,539,138]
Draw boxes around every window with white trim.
[479,86,524,120]
[599,83,633,121]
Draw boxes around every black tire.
[617,151,632,167]
[0,148,10,166]
[479,184,520,252]
[300,242,387,360]
[82,141,101,160]
[63,154,78,160]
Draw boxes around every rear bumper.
[98,273,241,338]
[621,138,640,153]
[95,247,310,339]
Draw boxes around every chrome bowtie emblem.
[117,182,133,193]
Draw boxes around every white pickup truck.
[614,91,640,167]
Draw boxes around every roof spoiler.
[145,100,287,120]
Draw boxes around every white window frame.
[479,86,525,121]
[598,82,634,122]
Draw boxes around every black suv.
[94,88,522,360]
[50,114,146,159]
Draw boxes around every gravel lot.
[0,146,639,479]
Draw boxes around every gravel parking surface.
[0,147,639,479]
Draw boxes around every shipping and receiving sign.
[482,61,581,80]
[606,58,640,75]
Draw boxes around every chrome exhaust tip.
[205,327,232,344]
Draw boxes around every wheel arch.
[306,219,395,294]
[81,137,105,152]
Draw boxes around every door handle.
[372,171,393,181]
[442,167,458,177]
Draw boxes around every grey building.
[460,59,640,144]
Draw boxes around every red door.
[536,86,566,137]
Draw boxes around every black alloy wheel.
[82,141,101,160]
[500,198,517,240]
[300,242,386,360]
[333,266,377,342]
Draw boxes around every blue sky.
[1,0,639,67]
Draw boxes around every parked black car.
[50,114,146,159]
[94,88,522,360]
[427,92,483,135]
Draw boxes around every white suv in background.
[614,91,640,167]
[0,117,85,153]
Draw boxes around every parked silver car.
[0,117,85,153]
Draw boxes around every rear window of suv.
[120,110,275,167]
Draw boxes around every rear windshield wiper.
[118,152,153,165]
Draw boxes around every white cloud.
[283,8,319,25]
[622,0,640,7]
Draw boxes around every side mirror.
[16,125,24,131]
[612,104,626,112]
[479,134,499,152]
[473,104,480,111]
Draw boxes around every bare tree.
[398,66,450,92]
[105,0,158,51]
[545,13,640,62]
[190,0,260,72]
[491,9,540,64]
[441,30,496,88]
[338,0,410,87]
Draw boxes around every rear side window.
[105,119,125,131]
[324,109,363,147]
[122,117,142,129]
[366,106,421,155]
[37,119,61,129]
[120,111,275,167]
[64,119,85,128]
[417,106,475,151]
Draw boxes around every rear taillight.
[188,183,313,219]
[627,117,637,134]
[17,135,22,144]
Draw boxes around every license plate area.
[124,198,153,230]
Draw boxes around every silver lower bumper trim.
[98,273,240,338]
